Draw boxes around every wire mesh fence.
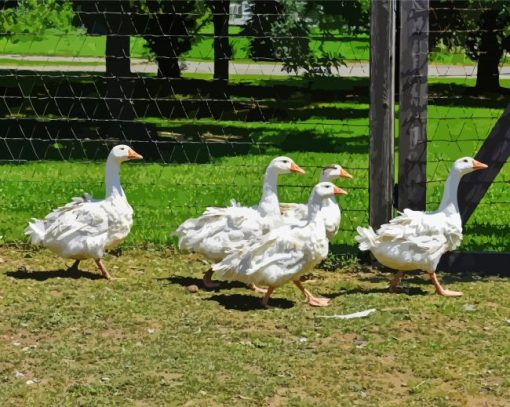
[0,0,508,255]
[425,0,510,253]
[0,1,370,253]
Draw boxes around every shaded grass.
[0,247,508,405]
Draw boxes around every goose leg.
[68,260,80,272]
[203,268,220,289]
[261,286,275,308]
[248,283,267,294]
[293,280,330,307]
[428,272,463,297]
[389,270,404,292]
[94,259,112,280]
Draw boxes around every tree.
[1,0,78,36]
[430,0,510,92]
[241,0,369,76]
[207,0,231,80]
[132,1,204,78]
[241,1,290,61]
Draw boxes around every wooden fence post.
[369,0,396,229]
[398,0,428,211]
[458,102,510,224]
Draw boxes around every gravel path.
[0,54,508,78]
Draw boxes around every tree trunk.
[211,0,231,81]
[156,56,181,78]
[475,11,502,92]
[476,51,502,91]
[106,34,131,76]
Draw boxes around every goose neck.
[319,173,330,183]
[437,169,462,215]
[257,168,280,217]
[307,192,324,223]
[105,157,124,199]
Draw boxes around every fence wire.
[0,1,370,253]
[0,1,508,254]
[425,0,510,252]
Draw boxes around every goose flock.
[23,145,488,307]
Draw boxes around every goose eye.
[325,185,331,188]
[120,147,125,150]
[282,160,288,164]
[463,159,468,163]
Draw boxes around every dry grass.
[0,247,509,406]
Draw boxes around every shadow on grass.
[163,275,246,291]
[207,293,294,311]
[325,285,428,298]
[5,268,103,281]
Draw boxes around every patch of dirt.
[314,332,358,350]
[465,395,508,407]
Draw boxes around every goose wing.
[213,226,313,287]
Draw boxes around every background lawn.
[0,29,504,66]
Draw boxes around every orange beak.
[340,168,353,179]
[128,148,143,160]
[333,186,347,196]
[472,159,488,170]
[290,162,305,174]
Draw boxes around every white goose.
[356,157,488,297]
[213,182,347,307]
[280,164,352,240]
[175,156,305,288]
[25,145,143,279]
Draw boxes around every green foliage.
[430,0,510,89]
[0,6,16,35]
[242,0,369,76]
[129,0,207,77]
[0,0,79,36]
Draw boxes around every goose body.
[356,157,488,296]
[280,164,352,240]
[176,205,273,261]
[213,182,347,307]
[174,156,305,288]
[357,208,462,273]
[25,145,143,278]
[27,196,133,260]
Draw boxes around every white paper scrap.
[317,308,376,320]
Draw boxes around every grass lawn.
[0,247,508,405]
[0,76,508,253]
[0,58,103,67]
[0,31,499,66]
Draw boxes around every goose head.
[321,164,353,181]
[313,182,348,199]
[109,145,143,163]
[453,157,488,176]
[268,156,305,175]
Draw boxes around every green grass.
[0,76,508,253]
[0,31,494,66]
[0,247,508,405]
[0,35,151,59]
[0,58,103,67]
